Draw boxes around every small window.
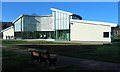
[103,32,109,38]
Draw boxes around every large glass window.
[57,30,70,40]
[15,31,55,39]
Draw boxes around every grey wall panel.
[24,16,41,31]
[15,15,53,32]
[35,17,41,31]
[40,17,54,31]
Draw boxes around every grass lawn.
[2,40,120,63]
[2,40,120,72]
[2,50,55,72]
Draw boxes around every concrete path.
[2,46,120,71]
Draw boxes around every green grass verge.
[2,40,81,47]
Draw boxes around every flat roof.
[71,19,118,27]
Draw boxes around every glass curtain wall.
[14,15,55,39]
[15,31,55,39]
[53,11,71,41]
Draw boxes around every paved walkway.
[2,46,120,71]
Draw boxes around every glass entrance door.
[56,30,70,41]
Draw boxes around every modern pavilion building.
[13,8,82,41]
[2,8,118,43]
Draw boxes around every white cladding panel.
[3,27,14,39]
[70,22,111,42]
